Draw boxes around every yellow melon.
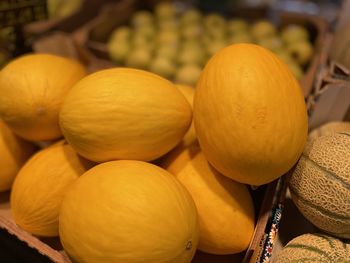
[289,132,350,238]
[194,43,308,185]
[11,141,93,236]
[162,143,255,254]
[0,120,36,191]
[175,84,197,147]
[59,160,199,263]
[0,54,86,141]
[274,233,350,262]
[59,68,192,162]
[308,121,350,140]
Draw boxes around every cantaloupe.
[308,121,350,140]
[59,68,192,163]
[274,233,350,262]
[162,143,255,254]
[289,132,350,238]
[0,54,86,141]
[59,160,199,263]
[175,84,197,147]
[194,43,308,185]
[0,120,36,191]
[11,141,93,236]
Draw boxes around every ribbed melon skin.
[290,132,350,238]
[274,233,350,263]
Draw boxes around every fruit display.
[194,44,308,186]
[289,132,350,238]
[11,141,93,237]
[47,0,83,19]
[0,54,86,141]
[162,143,255,255]
[59,68,192,162]
[0,120,36,192]
[59,160,199,263]
[274,233,350,262]
[106,2,314,85]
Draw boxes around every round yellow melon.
[175,84,197,147]
[162,143,255,254]
[11,141,93,236]
[0,120,36,191]
[59,68,192,162]
[0,54,86,141]
[274,233,350,262]
[289,132,350,238]
[59,160,199,263]
[194,43,308,185]
[309,121,350,140]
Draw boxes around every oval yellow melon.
[175,84,197,147]
[308,121,350,140]
[59,160,199,263]
[0,120,36,191]
[289,132,350,238]
[162,143,255,254]
[59,68,192,162]
[0,54,86,141]
[11,141,93,236]
[194,43,308,185]
[274,233,350,262]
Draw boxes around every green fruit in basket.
[108,41,130,63]
[109,26,132,42]
[158,19,178,31]
[149,57,176,79]
[206,40,227,57]
[177,47,205,66]
[251,20,276,40]
[125,49,151,69]
[227,19,248,35]
[156,31,179,46]
[131,11,154,28]
[181,40,202,51]
[156,46,177,60]
[134,25,156,40]
[274,49,293,64]
[132,34,151,48]
[281,24,309,44]
[287,41,313,65]
[204,14,226,31]
[257,36,283,52]
[286,61,303,80]
[228,33,253,44]
[207,27,226,40]
[155,2,176,19]
[175,64,202,86]
[181,24,202,40]
[180,9,202,26]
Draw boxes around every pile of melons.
[1,40,334,263]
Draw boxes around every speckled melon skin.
[309,121,350,140]
[274,233,350,263]
[289,132,350,238]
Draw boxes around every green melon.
[289,132,350,238]
[274,233,350,262]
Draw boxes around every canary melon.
[0,120,36,191]
[11,141,93,236]
[59,160,199,263]
[194,43,308,185]
[308,121,350,140]
[289,132,350,238]
[0,54,86,141]
[274,233,350,263]
[175,84,197,147]
[60,68,192,162]
[162,144,255,254]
